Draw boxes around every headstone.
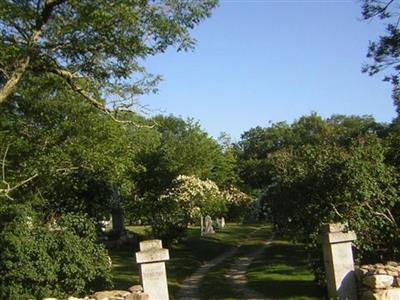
[220,217,225,229]
[216,218,221,229]
[204,215,215,235]
[321,223,357,300]
[200,216,204,236]
[135,239,170,300]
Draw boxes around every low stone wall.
[43,285,149,300]
[356,262,400,300]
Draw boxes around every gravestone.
[216,218,221,229]
[200,216,204,236]
[321,223,357,300]
[135,240,170,300]
[204,215,215,235]
[220,217,225,229]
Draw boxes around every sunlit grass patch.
[248,238,325,299]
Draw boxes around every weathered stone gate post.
[321,223,357,300]
[135,240,170,300]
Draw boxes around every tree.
[133,115,236,198]
[361,0,400,118]
[128,115,238,239]
[235,114,386,194]
[0,80,136,217]
[235,122,293,192]
[0,0,218,121]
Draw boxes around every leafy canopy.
[0,0,218,119]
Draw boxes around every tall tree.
[361,0,400,118]
[0,77,137,219]
[0,0,218,120]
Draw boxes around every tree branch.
[0,0,66,105]
[2,145,10,185]
[330,203,344,219]
[365,0,396,19]
[50,67,157,128]
[1,145,38,200]
[0,67,9,79]
[365,201,398,227]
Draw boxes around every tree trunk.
[0,57,30,104]
[111,206,125,236]
[110,186,125,237]
[0,0,65,105]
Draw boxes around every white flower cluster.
[221,186,251,205]
[160,175,223,219]
[162,175,220,203]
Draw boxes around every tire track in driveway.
[177,246,239,300]
[226,233,274,300]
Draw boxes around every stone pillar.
[135,240,170,300]
[321,223,357,300]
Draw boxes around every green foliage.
[129,115,237,226]
[235,122,293,191]
[237,113,399,282]
[0,0,218,112]
[222,186,255,222]
[234,114,386,194]
[266,134,400,281]
[0,204,112,300]
[0,81,137,218]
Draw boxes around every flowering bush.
[221,186,255,222]
[150,175,226,240]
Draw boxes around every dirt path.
[177,229,274,300]
[177,246,239,300]
[226,234,274,300]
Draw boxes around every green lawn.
[108,226,150,289]
[109,224,325,299]
[247,237,325,299]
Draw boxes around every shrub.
[0,204,112,300]
[221,186,255,222]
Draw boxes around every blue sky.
[141,0,396,141]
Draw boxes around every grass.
[109,224,325,299]
[109,247,140,290]
[247,237,325,299]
